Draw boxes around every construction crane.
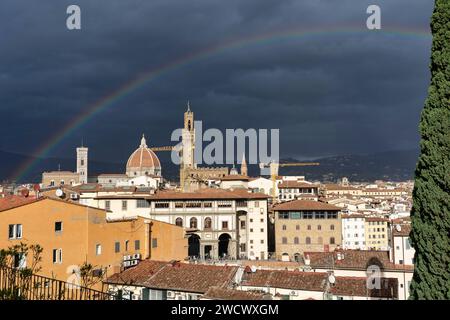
[260,161,320,202]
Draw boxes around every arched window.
[296,225,300,230]
[317,225,322,231]
[307,225,311,230]
[282,237,288,244]
[282,225,287,231]
[175,217,183,227]
[330,224,335,230]
[190,217,198,229]
[330,237,335,245]
[318,237,323,244]
[306,237,311,244]
[204,217,212,229]
[294,237,299,244]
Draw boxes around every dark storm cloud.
[0,0,433,164]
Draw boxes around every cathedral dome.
[126,135,161,177]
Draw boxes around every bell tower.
[76,144,88,184]
[180,102,196,191]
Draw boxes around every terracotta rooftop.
[273,200,340,211]
[220,175,249,181]
[278,181,319,189]
[241,269,398,298]
[202,287,268,300]
[0,195,41,212]
[149,188,268,200]
[303,250,414,271]
[106,260,239,294]
[392,224,411,237]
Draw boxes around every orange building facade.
[0,196,187,283]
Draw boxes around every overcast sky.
[0,0,433,164]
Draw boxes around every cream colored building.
[274,200,342,261]
[365,217,389,250]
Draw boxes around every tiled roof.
[329,276,398,298]
[273,200,340,211]
[0,195,41,212]
[241,269,327,291]
[105,260,167,286]
[202,287,268,300]
[220,175,249,181]
[303,250,413,271]
[149,188,268,200]
[241,269,398,298]
[392,224,411,237]
[106,260,239,294]
[324,184,359,191]
[278,181,319,189]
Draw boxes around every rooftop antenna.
[187,100,191,112]
[58,164,61,171]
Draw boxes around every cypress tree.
[409,0,450,300]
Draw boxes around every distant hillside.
[0,149,419,184]
[272,149,420,182]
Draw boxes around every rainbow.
[11,25,431,182]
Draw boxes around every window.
[303,212,313,219]
[240,221,246,229]
[175,202,184,208]
[317,225,322,231]
[175,217,183,227]
[125,240,129,251]
[135,240,140,250]
[52,249,62,264]
[203,202,213,208]
[294,237,299,244]
[14,253,26,269]
[278,212,289,219]
[405,238,411,250]
[155,202,169,208]
[96,244,102,256]
[222,221,229,230]
[260,228,264,233]
[327,212,338,219]
[114,241,120,253]
[50,180,55,186]
[254,201,259,208]
[260,239,264,244]
[306,237,311,245]
[122,201,128,211]
[330,237,336,245]
[217,201,232,208]
[296,225,300,230]
[282,237,287,244]
[152,238,158,248]
[282,225,287,230]
[290,212,301,219]
[316,212,326,219]
[190,218,198,229]
[307,225,311,230]
[105,200,111,211]
[204,217,212,229]
[8,224,22,239]
[137,199,150,208]
[55,221,63,233]
[330,224,335,231]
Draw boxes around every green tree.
[409,0,450,300]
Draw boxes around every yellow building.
[273,200,342,261]
[364,217,389,250]
[0,196,187,283]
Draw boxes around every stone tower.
[76,145,88,184]
[180,102,196,191]
[240,153,248,176]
